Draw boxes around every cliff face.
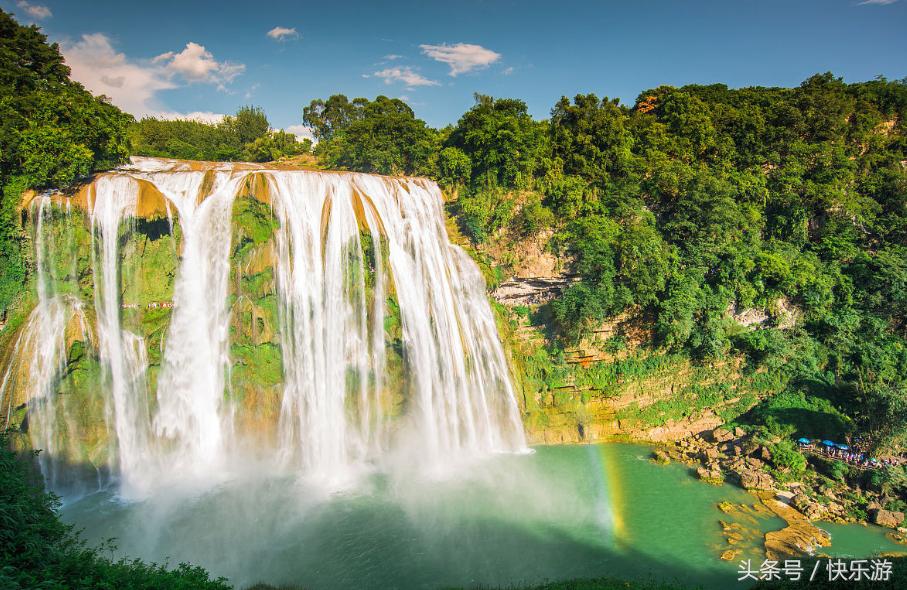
[492,303,779,446]
[470,203,784,447]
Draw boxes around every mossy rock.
[232,195,278,259]
[230,342,283,391]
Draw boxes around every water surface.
[62,444,902,589]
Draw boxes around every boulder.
[738,469,775,491]
[651,449,671,465]
[733,427,746,438]
[827,502,845,517]
[873,509,905,529]
[697,466,725,485]
[712,428,734,443]
[745,457,765,470]
[701,446,720,460]
[791,493,827,521]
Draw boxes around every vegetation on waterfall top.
[129,106,312,163]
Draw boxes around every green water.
[819,522,904,558]
[61,444,903,589]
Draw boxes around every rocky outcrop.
[492,275,578,306]
[737,469,775,491]
[873,509,905,529]
[791,493,828,521]
[763,498,832,559]
[651,449,671,465]
[697,465,725,485]
[726,296,801,331]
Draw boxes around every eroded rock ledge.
[492,275,579,306]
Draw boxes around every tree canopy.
[129,106,311,163]
[0,9,132,319]
[305,95,437,175]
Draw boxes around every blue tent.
[797,438,811,444]
[822,440,835,447]
[836,444,849,450]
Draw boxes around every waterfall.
[0,197,93,492]
[90,175,153,497]
[2,158,527,495]
[150,171,244,473]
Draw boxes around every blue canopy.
[836,444,849,450]
[822,440,836,447]
[797,438,811,444]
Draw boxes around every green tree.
[0,9,131,319]
[314,96,437,175]
[303,94,367,141]
[447,94,549,189]
[223,105,270,145]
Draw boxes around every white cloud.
[267,26,299,40]
[284,124,316,143]
[859,0,898,4]
[63,34,244,117]
[153,42,245,89]
[63,33,176,116]
[502,66,514,76]
[419,42,501,76]
[370,66,439,88]
[17,1,51,19]
[384,54,402,61]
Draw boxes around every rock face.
[791,493,827,521]
[763,498,832,559]
[873,509,905,529]
[711,427,734,443]
[492,275,578,306]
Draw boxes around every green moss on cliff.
[120,218,178,307]
[230,342,283,392]
[34,204,93,302]
[232,195,278,261]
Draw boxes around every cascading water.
[1,157,527,497]
[0,197,94,492]
[90,175,153,497]
[150,170,244,474]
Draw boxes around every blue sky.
[5,0,907,135]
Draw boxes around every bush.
[514,195,555,236]
[768,439,808,480]
[0,433,230,589]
